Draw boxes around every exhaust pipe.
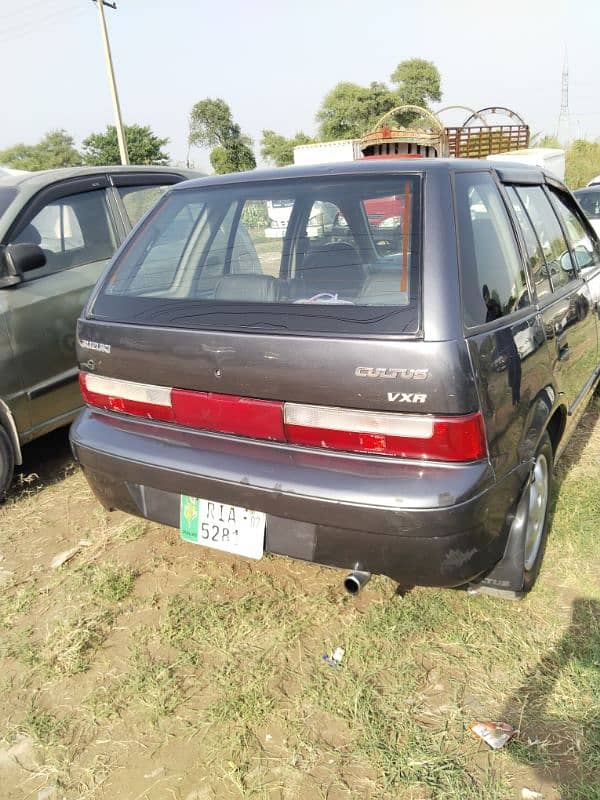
[343,570,371,595]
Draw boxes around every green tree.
[390,58,442,107]
[82,124,169,166]
[0,129,81,171]
[316,81,397,141]
[260,130,314,166]
[189,98,256,173]
[316,59,442,140]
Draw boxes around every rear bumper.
[70,409,524,587]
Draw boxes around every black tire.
[0,425,15,501]
[520,432,553,593]
[472,431,553,599]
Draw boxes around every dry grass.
[0,405,598,799]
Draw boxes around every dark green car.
[0,165,200,498]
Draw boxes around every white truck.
[486,148,566,182]
[293,139,364,166]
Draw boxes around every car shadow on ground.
[502,596,599,796]
[7,425,76,502]
[552,397,600,493]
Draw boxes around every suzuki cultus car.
[70,160,600,597]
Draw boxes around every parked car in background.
[0,165,200,498]
[71,160,600,598]
[574,186,600,236]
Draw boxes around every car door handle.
[557,335,570,361]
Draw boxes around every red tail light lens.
[283,404,487,462]
[79,373,175,422]
[80,373,487,463]
[79,374,285,441]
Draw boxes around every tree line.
[0,125,169,171]
[0,58,440,173]
[1,59,600,188]
[189,58,442,172]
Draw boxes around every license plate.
[179,495,265,560]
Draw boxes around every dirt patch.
[1,403,599,798]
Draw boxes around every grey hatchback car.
[0,165,199,497]
[71,160,600,597]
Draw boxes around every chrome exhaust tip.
[343,570,371,595]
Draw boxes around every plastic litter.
[520,789,543,799]
[322,646,345,668]
[37,787,58,800]
[469,720,518,749]
[50,546,81,569]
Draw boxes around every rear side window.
[548,187,600,270]
[93,174,422,336]
[505,186,552,300]
[515,186,575,292]
[455,172,530,327]
[117,185,170,226]
[575,190,600,219]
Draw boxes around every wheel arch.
[545,404,567,457]
[518,387,564,464]
[0,399,22,465]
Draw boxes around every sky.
[1,0,599,170]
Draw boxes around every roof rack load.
[359,105,530,160]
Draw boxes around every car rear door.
[510,182,598,419]
[3,175,119,434]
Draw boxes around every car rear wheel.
[470,432,553,599]
[0,425,15,501]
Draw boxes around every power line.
[0,1,81,30]
[0,0,54,24]
[0,3,84,43]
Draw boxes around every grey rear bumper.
[71,409,523,586]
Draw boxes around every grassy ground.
[0,400,598,799]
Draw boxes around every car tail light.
[79,373,487,462]
[283,404,486,462]
[80,373,175,422]
[79,373,285,440]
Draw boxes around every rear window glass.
[455,172,530,327]
[92,174,421,336]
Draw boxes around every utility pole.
[92,0,129,164]
[556,48,570,145]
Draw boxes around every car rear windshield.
[91,174,421,336]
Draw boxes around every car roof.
[0,164,198,191]
[173,157,548,191]
[574,186,600,194]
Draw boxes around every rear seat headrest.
[214,274,277,303]
[359,269,409,305]
[299,242,365,295]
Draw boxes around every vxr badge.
[387,392,427,404]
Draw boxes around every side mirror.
[571,245,594,269]
[0,243,46,287]
[559,251,576,273]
